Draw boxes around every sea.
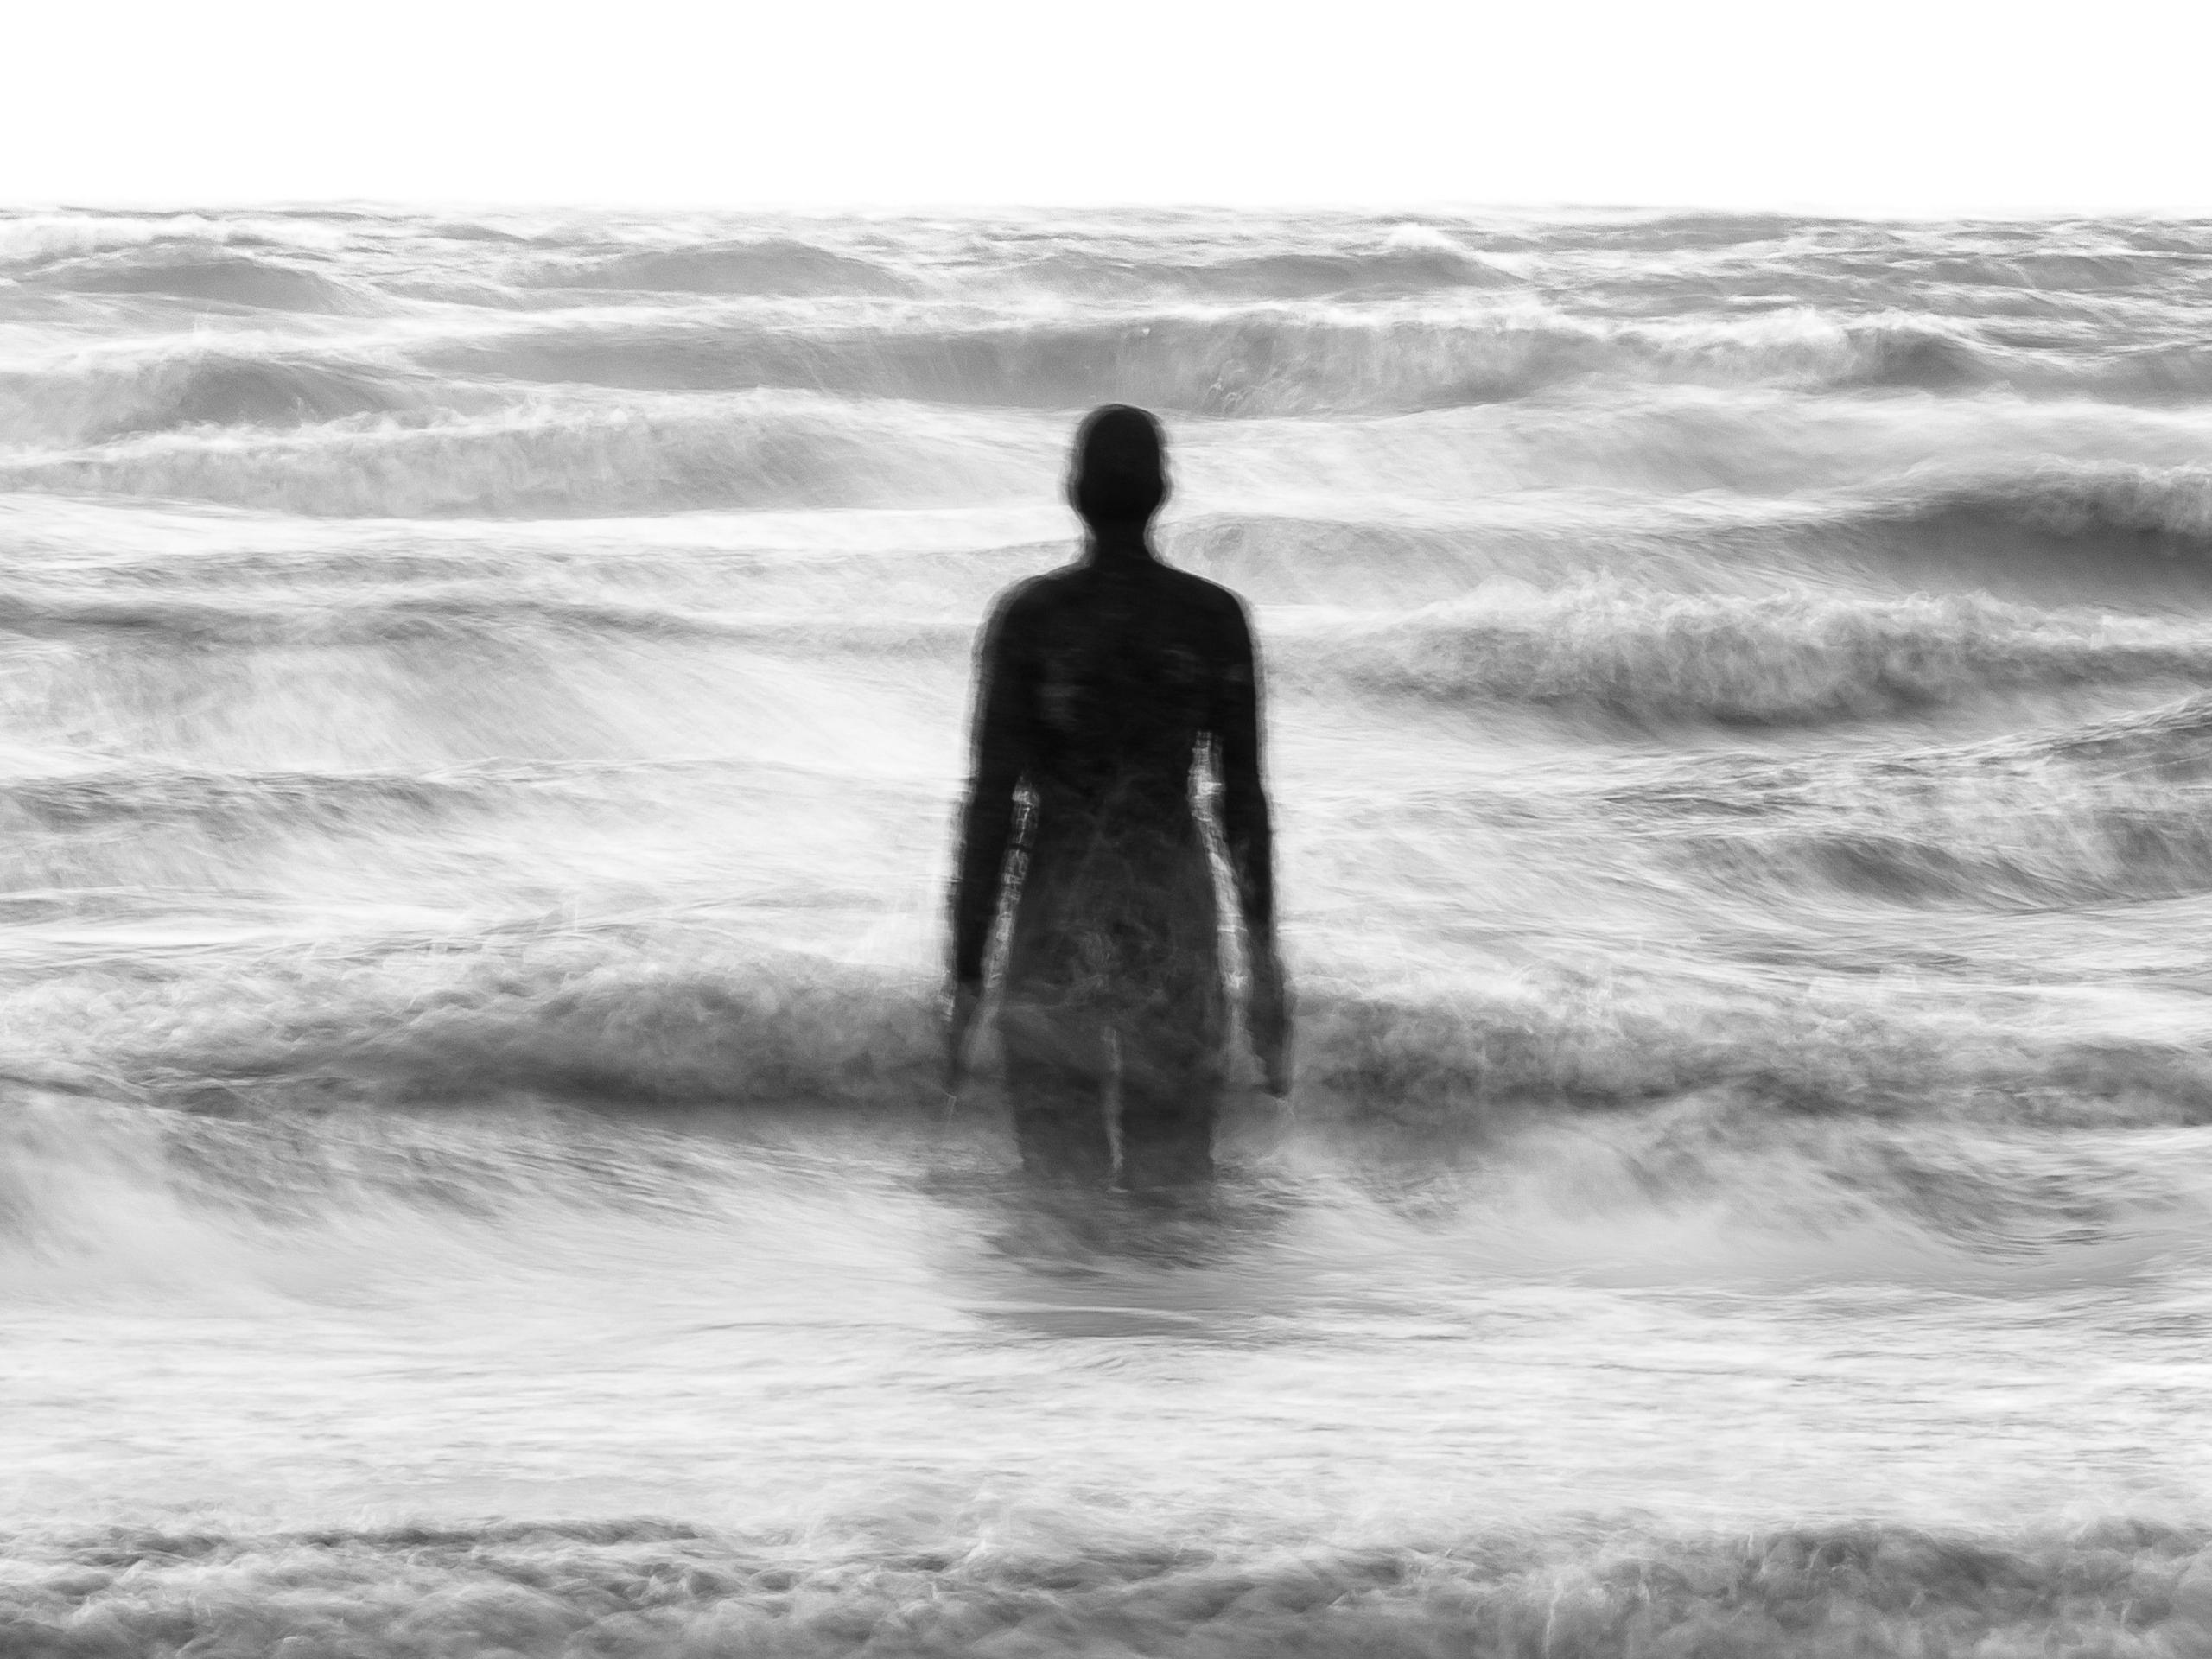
[4,206,2212,1655]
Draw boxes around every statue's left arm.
[1213,595,1291,1096]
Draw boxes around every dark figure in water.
[944,405,1291,1188]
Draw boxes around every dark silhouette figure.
[945,406,1290,1188]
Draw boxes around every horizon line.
[10,197,2212,222]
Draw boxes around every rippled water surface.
[6,207,2212,1654]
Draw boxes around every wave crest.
[421,308,2016,416]
[536,238,912,296]
[0,395,1049,518]
[1319,586,2208,723]
[1611,702,2212,906]
[22,245,358,312]
[1018,240,1523,300]
[1893,460,2212,545]
[0,350,429,448]
[7,922,2205,1133]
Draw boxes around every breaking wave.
[534,238,913,296]
[1013,240,1525,300]
[0,583,958,648]
[0,395,1051,518]
[0,575,2197,730]
[1315,586,2211,723]
[6,918,2206,1128]
[1879,459,2212,547]
[16,245,361,312]
[0,213,358,270]
[0,349,432,448]
[1604,695,2212,906]
[0,759,621,835]
[421,308,2024,415]
[3,1516,2208,1659]
[0,306,2183,444]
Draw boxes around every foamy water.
[6,207,2212,1654]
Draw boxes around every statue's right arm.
[950,591,1029,991]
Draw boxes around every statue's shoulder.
[985,570,1063,626]
[1152,563,1245,616]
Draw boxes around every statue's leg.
[998,989,1114,1186]
[1116,982,1224,1190]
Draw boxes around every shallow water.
[5,207,2212,1654]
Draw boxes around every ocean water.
[5,207,2212,1655]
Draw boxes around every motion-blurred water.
[6,207,2212,1655]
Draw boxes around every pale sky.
[7,0,2206,213]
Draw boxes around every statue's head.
[1069,404,1168,531]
